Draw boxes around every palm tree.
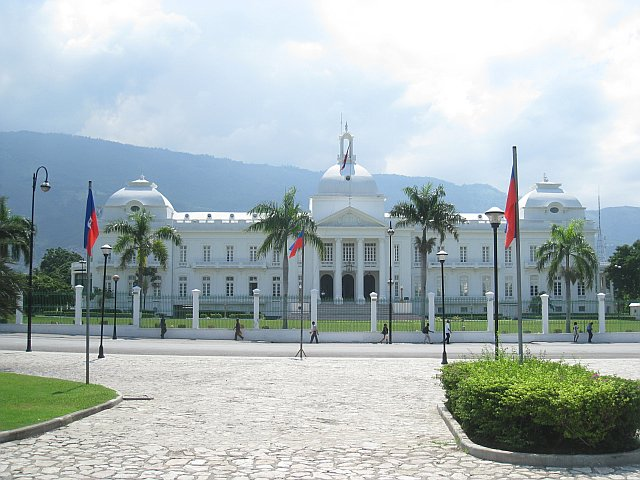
[0,196,31,264]
[247,187,323,328]
[104,209,181,293]
[390,184,464,329]
[536,219,598,332]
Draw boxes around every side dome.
[104,176,175,218]
[520,180,584,220]
[317,164,379,196]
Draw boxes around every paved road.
[1,335,640,479]
[0,332,638,359]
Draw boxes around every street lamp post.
[437,250,448,364]
[387,221,395,344]
[98,244,112,359]
[112,274,120,340]
[485,207,505,359]
[26,166,51,352]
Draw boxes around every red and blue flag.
[84,184,99,256]
[288,230,304,258]
[504,167,517,248]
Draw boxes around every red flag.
[340,143,350,172]
[288,231,304,258]
[84,184,99,256]
[504,167,517,248]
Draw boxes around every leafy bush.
[441,356,640,454]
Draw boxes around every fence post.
[311,289,318,327]
[74,285,84,325]
[541,293,549,334]
[253,289,260,329]
[16,293,23,324]
[486,291,494,332]
[428,292,435,328]
[192,289,201,329]
[132,286,142,327]
[598,292,606,333]
[370,292,378,332]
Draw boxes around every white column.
[356,238,365,302]
[192,289,201,329]
[16,293,23,324]
[370,292,378,332]
[253,289,260,329]
[311,289,318,325]
[74,285,84,325]
[598,292,606,333]
[541,293,549,334]
[428,292,435,327]
[132,286,142,327]
[334,238,342,302]
[486,291,495,333]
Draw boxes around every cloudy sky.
[2,0,639,209]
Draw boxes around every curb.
[0,394,123,443]
[437,404,640,468]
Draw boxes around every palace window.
[272,276,281,297]
[343,243,355,264]
[459,275,469,296]
[272,249,281,265]
[530,275,539,297]
[505,246,512,264]
[413,244,420,264]
[226,245,234,262]
[323,243,333,263]
[577,281,586,297]
[553,276,562,296]
[364,243,376,263]
[482,245,490,263]
[249,246,258,262]
[505,275,514,298]
[459,246,467,263]
[179,245,187,265]
[226,276,234,297]
[202,276,211,297]
[529,245,538,263]
[249,276,258,294]
[393,244,400,263]
[179,276,188,297]
[482,275,491,295]
[203,245,211,262]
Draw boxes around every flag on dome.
[84,182,99,256]
[340,143,350,172]
[504,166,517,248]
[288,230,304,258]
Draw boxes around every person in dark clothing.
[234,318,244,340]
[380,323,389,344]
[310,321,319,343]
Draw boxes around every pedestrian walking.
[573,322,579,343]
[587,321,594,343]
[310,321,319,343]
[234,318,244,341]
[445,319,452,344]
[160,314,167,339]
[380,323,389,344]
[422,322,434,344]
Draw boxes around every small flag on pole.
[84,182,99,256]
[340,143,350,172]
[504,166,517,248]
[288,230,304,258]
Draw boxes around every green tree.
[39,247,82,289]
[390,183,464,329]
[0,197,31,264]
[536,219,599,332]
[604,240,640,300]
[104,209,181,294]
[247,187,323,328]
[0,259,25,320]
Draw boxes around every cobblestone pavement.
[1,350,640,479]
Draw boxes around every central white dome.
[317,164,379,196]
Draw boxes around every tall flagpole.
[512,147,524,363]
[298,231,306,359]
[85,251,91,384]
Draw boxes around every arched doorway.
[364,274,376,300]
[342,274,355,300]
[320,274,333,301]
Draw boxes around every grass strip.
[0,372,117,431]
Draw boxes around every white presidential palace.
[79,127,601,318]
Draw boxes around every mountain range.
[0,131,637,263]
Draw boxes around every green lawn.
[14,314,640,333]
[0,373,118,431]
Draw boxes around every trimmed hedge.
[440,356,640,454]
